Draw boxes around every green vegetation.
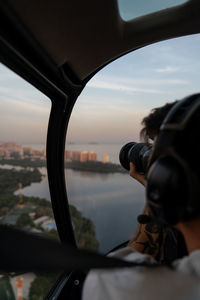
[0,158,127,173]
[0,277,15,300]
[0,158,45,168]
[0,166,99,299]
[0,168,42,217]
[0,168,41,195]
[29,272,60,300]
[16,213,34,228]
[70,205,99,251]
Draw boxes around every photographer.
[82,94,200,300]
[128,100,184,262]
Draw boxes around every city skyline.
[0,141,110,164]
[0,34,200,144]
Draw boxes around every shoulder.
[173,249,200,276]
[108,246,156,264]
[83,248,200,300]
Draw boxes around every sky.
[67,34,200,143]
[118,0,188,20]
[0,65,51,144]
[0,32,200,145]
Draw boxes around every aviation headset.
[146,93,200,225]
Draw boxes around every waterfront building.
[43,148,46,160]
[65,150,71,161]
[72,151,81,161]
[0,149,5,158]
[23,146,34,156]
[18,148,24,158]
[1,142,20,149]
[0,142,46,160]
[102,154,109,163]
[5,151,11,159]
[10,150,23,159]
[88,151,97,161]
[33,216,49,225]
[80,151,89,162]
[32,149,43,158]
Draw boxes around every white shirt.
[82,247,200,300]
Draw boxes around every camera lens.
[119,142,152,173]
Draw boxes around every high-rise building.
[16,277,23,300]
[88,151,97,161]
[80,151,89,162]
[102,154,109,163]
[65,150,71,161]
[23,146,33,156]
[0,149,5,158]
[43,149,46,159]
[5,151,11,159]
[72,151,81,161]
[18,148,24,158]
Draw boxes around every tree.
[29,272,60,300]
[16,213,34,228]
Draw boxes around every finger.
[129,162,146,186]
[129,162,137,178]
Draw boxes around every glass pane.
[0,63,60,299]
[66,34,200,253]
[118,0,188,21]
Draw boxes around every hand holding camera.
[129,162,146,186]
[119,142,152,186]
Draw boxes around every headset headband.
[149,93,200,168]
[161,94,200,131]
[146,93,200,224]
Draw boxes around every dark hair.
[140,101,178,143]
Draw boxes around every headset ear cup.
[146,157,188,225]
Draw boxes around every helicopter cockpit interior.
[0,0,200,299]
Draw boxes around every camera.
[119,142,152,173]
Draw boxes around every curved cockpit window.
[0,63,60,299]
[66,34,200,253]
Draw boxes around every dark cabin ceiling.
[8,0,200,81]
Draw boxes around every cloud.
[87,75,188,94]
[0,96,50,120]
[0,86,49,106]
[106,76,189,87]
[155,66,181,73]
[0,89,51,143]
[87,78,164,94]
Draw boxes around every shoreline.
[0,159,127,174]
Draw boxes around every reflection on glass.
[0,63,60,299]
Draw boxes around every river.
[12,165,145,253]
